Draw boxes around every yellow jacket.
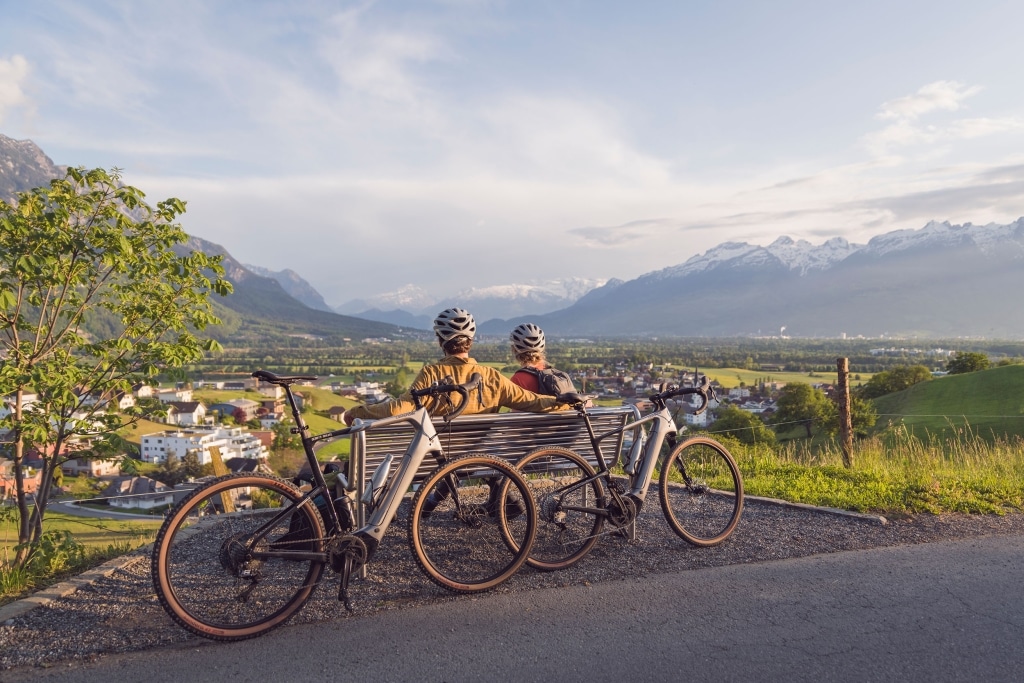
[347,355,563,420]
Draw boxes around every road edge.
[0,496,887,623]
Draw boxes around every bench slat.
[349,407,638,483]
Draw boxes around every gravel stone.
[1,497,1022,671]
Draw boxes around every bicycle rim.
[659,437,744,546]
[510,446,604,571]
[152,473,326,641]
[409,455,536,592]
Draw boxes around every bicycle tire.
[152,473,326,641]
[506,446,605,571]
[409,454,536,592]
[659,437,744,546]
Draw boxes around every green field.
[119,418,174,445]
[0,510,162,553]
[704,367,875,390]
[872,364,1024,441]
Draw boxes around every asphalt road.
[48,499,158,521]
[3,533,1021,683]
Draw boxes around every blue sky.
[2,0,1023,306]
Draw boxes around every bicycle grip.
[445,373,482,421]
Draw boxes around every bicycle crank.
[327,534,369,573]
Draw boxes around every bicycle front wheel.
[508,446,605,571]
[409,454,536,593]
[152,473,326,641]
[659,437,743,546]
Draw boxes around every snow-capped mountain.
[479,218,1024,339]
[653,235,862,280]
[334,285,436,316]
[335,278,607,328]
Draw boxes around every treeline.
[184,338,1024,378]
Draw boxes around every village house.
[132,382,154,399]
[156,388,193,404]
[257,384,284,400]
[140,426,268,466]
[0,458,41,499]
[61,456,120,477]
[100,476,173,510]
[165,401,207,426]
[258,412,284,429]
[208,398,260,423]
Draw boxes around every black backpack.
[517,366,577,396]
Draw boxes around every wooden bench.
[342,405,641,575]
[346,405,640,490]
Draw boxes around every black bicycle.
[504,375,743,571]
[152,371,537,641]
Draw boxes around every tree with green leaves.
[824,394,878,439]
[772,383,835,438]
[0,168,231,566]
[946,351,990,375]
[857,364,932,399]
[709,405,776,445]
[385,366,413,397]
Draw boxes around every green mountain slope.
[872,365,1024,440]
[0,134,409,345]
[175,236,414,344]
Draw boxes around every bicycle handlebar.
[409,373,483,421]
[649,374,716,415]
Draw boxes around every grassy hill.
[872,364,1024,441]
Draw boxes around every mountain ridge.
[478,218,1024,339]
[6,132,1024,340]
[0,134,406,344]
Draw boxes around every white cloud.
[0,54,30,125]
[863,81,1023,157]
[876,81,981,121]
[319,4,450,105]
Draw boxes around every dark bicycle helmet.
[510,322,545,354]
[433,307,477,342]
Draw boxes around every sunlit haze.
[2,0,1023,306]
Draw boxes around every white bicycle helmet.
[510,322,545,354]
[433,307,477,342]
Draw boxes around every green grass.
[1,509,162,605]
[872,365,1024,442]
[723,429,1024,515]
[302,412,352,460]
[119,417,176,445]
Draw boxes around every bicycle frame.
[585,405,677,503]
[556,384,710,524]
[287,385,450,559]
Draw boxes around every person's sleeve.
[346,368,430,420]
[346,396,416,420]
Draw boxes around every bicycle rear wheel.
[152,473,326,641]
[507,446,605,571]
[409,454,536,592]
[659,437,743,546]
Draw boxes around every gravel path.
[2,498,1023,671]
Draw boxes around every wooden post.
[836,358,853,468]
[209,446,235,513]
